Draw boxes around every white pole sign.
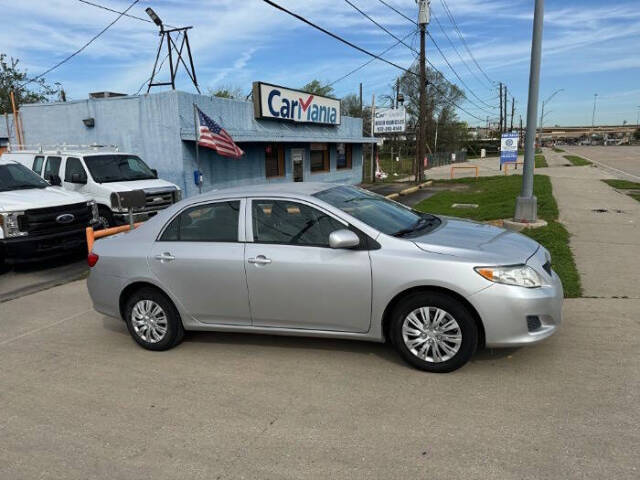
[374,107,406,134]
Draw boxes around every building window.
[337,143,352,170]
[310,143,329,173]
[265,144,285,178]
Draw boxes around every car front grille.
[18,202,92,235]
[140,190,175,212]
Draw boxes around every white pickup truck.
[4,147,181,228]
[0,158,99,264]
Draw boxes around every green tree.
[341,93,361,117]
[300,80,334,97]
[0,54,60,114]
[208,85,245,100]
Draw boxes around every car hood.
[412,216,539,264]
[0,187,88,211]
[97,179,178,193]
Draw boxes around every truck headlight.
[475,264,543,288]
[174,189,182,202]
[0,211,28,238]
[87,201,99,224]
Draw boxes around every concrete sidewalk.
[543,148,640,298]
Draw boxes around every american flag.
[196,107,244,158]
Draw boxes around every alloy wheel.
[401,306,462,363]
[131,300,168,343]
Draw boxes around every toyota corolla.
[87,183,562,372]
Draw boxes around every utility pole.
[359,82,363,117]
[591,93,598,128]
[514,0,544,223]
[499,83,503,134]
[371,93,376,182]
[503,85,508,132]
[416,0,429,183]
[510,97,515,132]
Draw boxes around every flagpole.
[193,103,202,194]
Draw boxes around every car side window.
[44,156,61,181]
[252,200,344,247]
[159,201,240,242]
[32,156,44,175]
[64,157,87,182]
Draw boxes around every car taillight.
[87,252,99,267]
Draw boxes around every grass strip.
[535,154,548,168]
[564,154,591,166]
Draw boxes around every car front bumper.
[469,270,564,347]
[0,228,87,264]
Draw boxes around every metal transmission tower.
[145,8,201,94]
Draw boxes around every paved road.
[1,281,639,479]
[563,146,640,181]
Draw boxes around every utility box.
[481,148,486,158]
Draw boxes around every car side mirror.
[329,229,360,249]
[71,173,87,184]
[49,174,62,186]
[151,168,158,179]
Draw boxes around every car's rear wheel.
[97,206,115,229]
[124,287,184,351]
[390,292,478,373]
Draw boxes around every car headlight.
[0,211,28,238]
[475,264,543,288]
[87,201,99,223]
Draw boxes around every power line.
[262,0,416,76]
[344,0,417,56]
[439,0,494,86]
[345,0,493,115]
[376,0,416,25]
[21,0,140,87]
[329,30,416,86]
[431,11,490,92]
[76,0,177,29]
[427,32,496,112]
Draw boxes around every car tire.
[390,292,478,373]
[124,287,184,351]
[97,206,115,229]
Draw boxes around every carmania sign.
[252,82,341,125]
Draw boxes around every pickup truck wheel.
[390,292,478,373]
[124,287,184,351]
[96,206,114,229]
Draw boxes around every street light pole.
[538,88,563,147]
[592,93,598,128]
[514,0,544,223]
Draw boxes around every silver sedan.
[87,183,563,372]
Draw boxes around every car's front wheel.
[124,287,184,351]
[390,292,478,373]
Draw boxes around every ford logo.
[56,213,75,224]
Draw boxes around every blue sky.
[3,0,640,127]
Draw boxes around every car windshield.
[313,185,440,236]
[84,155,156,183]
[0,163,49,192]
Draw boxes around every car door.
[62,157,89,194]
[245,198,372,333]
[149,199,251,325]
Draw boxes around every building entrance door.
[291,148,304,182]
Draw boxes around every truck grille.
[18,202,92,235]
[141,190,175,211]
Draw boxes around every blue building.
[13,89,374,197]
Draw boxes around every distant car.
[87,183,563,373]
[4,147,181,228]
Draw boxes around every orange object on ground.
[503,162,525,175]
[450,165,479,179]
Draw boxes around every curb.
[399,186,419,196]
[385,193,400,200]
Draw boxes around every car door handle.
[154,252,175,262]
[248,255,272,265]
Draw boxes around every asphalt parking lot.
[1,280,638,479]
[563,145,640,180]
